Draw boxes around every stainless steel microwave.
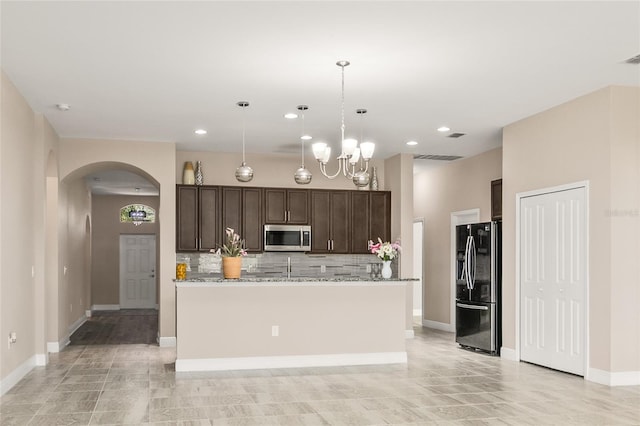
[264,225,311,252]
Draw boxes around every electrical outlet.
[8,332,17,348]
[31,266,35,278]
[271,325,279,337]
[320,265,326,273]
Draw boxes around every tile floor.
[2,323,639,425]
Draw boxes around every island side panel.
[176,283,406,362]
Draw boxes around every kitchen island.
[175,277,412,372]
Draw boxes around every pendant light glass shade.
[235,101,254,183]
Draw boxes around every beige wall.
[176,151,385,190]
[413,148,502,325]
[503,86,639,375]
[57,179,92,341]
[1,71,37,380]
[91,195,160,305]
[384,154,415,331]
[58,138,176,339]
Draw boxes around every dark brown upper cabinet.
[242,188,263,252]
[350,191,391,254]
[310,190,350,253]
[176,185,219,252]
[491,179,502,221]
[264,188,309,224]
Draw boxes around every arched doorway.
[58,162,161,346]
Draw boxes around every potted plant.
[212,228,247,279]
[368,238,401,279]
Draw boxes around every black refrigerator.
[455,221,501,355]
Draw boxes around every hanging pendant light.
[235,101,254,183]
[294,105,313,185]
[311,60,375,187]
[352,108,371,188]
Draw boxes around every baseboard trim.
[422,319,455,332]
[91,304,120,311]
[588,368,640,386]
[35,353,48,366]
[176,351,408,372]
[158,336,176,347]
[0,355,36,396]
[405,329,415,339]
[500,346,518,361]
[47,334,70,353]
[68,314,87,336]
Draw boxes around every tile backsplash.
[176,252,397,279]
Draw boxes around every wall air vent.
[413,154,463,161]
[447,132,466,138]
[625,54,640,64]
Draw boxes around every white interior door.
[520,187,586,375]
[120,234,156,309]
[413,221,423,317]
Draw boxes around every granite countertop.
[175,276,418,286]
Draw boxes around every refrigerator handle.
[469,236,476,289]
[464,235,473,290]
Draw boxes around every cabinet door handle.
[327,240,330,250]
[331,240,334,251]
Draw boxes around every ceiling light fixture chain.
[311,60,375,187]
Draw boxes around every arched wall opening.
[57,138,176,345]
[58,161,162,346]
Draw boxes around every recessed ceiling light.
[284,113,298,119]
[56,103,71,111]
[301,135,312,141]
[194,129,207,135]
[406,140,418,146]
[437,126,450,132]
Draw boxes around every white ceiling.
[2,1,639,188]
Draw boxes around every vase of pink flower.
[368,238,401,279]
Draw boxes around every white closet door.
[520,187,586,375]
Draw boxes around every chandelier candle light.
[311,61,375,188]
[235,101,254,183]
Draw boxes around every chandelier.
[311,61,375,188]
